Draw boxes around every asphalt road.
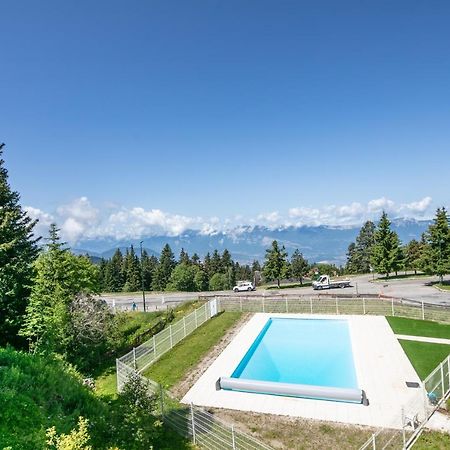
[101,273,450,311]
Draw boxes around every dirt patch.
[206,408,375,449]
[170,312,252,398]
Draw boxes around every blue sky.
[1,1,449,242]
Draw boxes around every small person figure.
[132,301,137,311]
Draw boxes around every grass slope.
[0,347,107,450]
[143,312,242,388]
[398,340,450,380]
[0,346,191,450]
[413,430,450,449]
[387,316,450,339]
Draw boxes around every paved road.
[101,274,449,311]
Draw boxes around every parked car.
[233,281,256,292]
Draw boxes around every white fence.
[117,299,273,450]
[116,296,450,450]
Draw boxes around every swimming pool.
[219,318,364,403]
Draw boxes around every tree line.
[97,245,262,292]
[97,240,343,293]
[346,209,450,281]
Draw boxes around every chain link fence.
[117,296,450,450]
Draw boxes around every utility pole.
[140,241,147,312]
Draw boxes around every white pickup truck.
[312,275,351,290]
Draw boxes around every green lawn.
[435,283,450,291]
[93,300,205,397]
[386,316,450,339]
[413,430,450,449]
[143,312,242,388]
[399,340,450,380]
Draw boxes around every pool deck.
[182,314,425,429]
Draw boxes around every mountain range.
[73,218,431,266]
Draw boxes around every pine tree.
[210,250,222,274]
[123,245,141,292]
[0,144,40,346]
[21,224,99,353]
[262,240,288,288]
[179,248,191,265]
[421,208,450,283]
[152,244,176,290]
[290,249,309,285]
[141,250,157,290]
[203,252,212,278]
[345,221,375,273]
[105,249,124,292]
[191,253,200,265]
[403,239,423,275]
[370,212,402,279]
[345,242,358,273]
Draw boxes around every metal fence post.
[160,384,165,416]
[153,335,156,360]
[285,296,289,313]
[310,297,313,314]
[441,362,445,397]
[133,347,137,370]
[262,297,265,313]
[190,403,196,444]
[195,308,198,328]
[422,301,425,320]
[240,297,243,312]
[391,297,395,316]
[231,424,236,450]
[372,433,376,449]
[448,356,450,389]
[336,297,339,315]
[401,407,406,446]
[169,325,173,348]
[363,297,366,315]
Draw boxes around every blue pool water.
[231,318,358,389]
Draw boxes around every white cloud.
[57,197,100,242]
[400,196,433,215]
[26,195,436,244]
[24,206,54,238]
[367,197,395,213]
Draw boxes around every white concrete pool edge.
[182,314,424,429]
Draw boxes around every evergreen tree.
[262,240,288,288]
[21,224,99,353]
[421,208,450,283]
[403,239,423,275]
[152,244,176,290]
[0,144,40,346]
[345,221,375,273]
[370,212,402,279]
[105,249,124,292]
[290,249,309,284]
[345,242,358,273]
[123,245,141,292]
[203,252,212,278]
[210,250,222,274]
[221,249,233,270]
[179,248,191,265]
[191,253,200,265]
[141,251,157,290]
